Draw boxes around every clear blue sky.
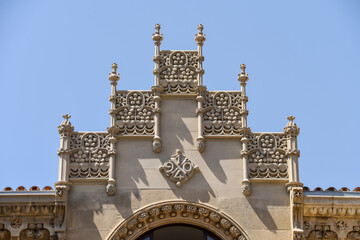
[0,1,359,190]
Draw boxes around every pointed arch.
[107,200,249,240]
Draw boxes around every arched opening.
[107,201,249,240]
[137,224,220,240]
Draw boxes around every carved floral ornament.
[108,201,248,240]
[159,150,199,187]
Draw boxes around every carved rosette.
[114,91,155,135]
[158,50,199,94]
[109,201,248,240]
[69,132,111,178]
[159,150,199,187]
[247,133,288,179]
[201,91,244,136]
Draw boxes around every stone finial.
[284,115,300,136]
[108,63,120,82]
[155,24,161,34]
[152,24,163,46]
[195,24,206,44]
[238,64,249,83]
[198,24,203,34]
[58,114,74,136]
[60,114,72,126]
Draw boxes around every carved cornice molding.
[0,203,55,217]
[107,201,248,240]
[304,205,360,218]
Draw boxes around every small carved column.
[195,85,206,152]
[151,85,163,153]
[152,24,164,153]
[107,63,120,195]
[195,24,206,152]
[284,116,300,184]
[55,115,73,239]
[238,64,251,196]
[288,185,304,239]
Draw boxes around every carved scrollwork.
[159,150,199,187]
[69,132,110,178]
[158,51,199,94]
[247,133,288,179]
[108,201,248,240]
[114,91,155,135]
[19,223,50,240]
[0,224,10,240]
[347,226,360,240]
[200,91,244,136]
[307,225,337,240]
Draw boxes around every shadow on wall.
[244,183,291,233]
[68,185,106,240]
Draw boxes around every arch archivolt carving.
[108,201,249,240]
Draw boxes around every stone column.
[284,116,300,184]
[195,24,207,152]
[107,63,120,196]
[238,64,251,196]
[57,114,73,183]
[152,24,164,153]
[55,116,73,239]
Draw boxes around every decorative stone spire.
[152,24,163,47]
[195,24,206,45]
[58,114,74,137]
[108,63,120,83]
[284,115,300,136]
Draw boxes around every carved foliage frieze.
[69,132,110,178]
[347,226,360,240]
[247,133,288,179]
[201,91,244,135]
[110,201,247,240]
[158,51,198,94]
[159,150,199,187]
[115,91,155,135]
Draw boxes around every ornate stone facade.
[0,24,359,240]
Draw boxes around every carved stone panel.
[201,91,244,136]
[247,133,288,179]
[115,91,155,135]
[158,51,199,94]
[69,132,110,178]
[159,150,199,187]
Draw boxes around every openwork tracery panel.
[201,91,244,135]
[247,133,288,179]
[158,50,199,94]
[69,132,110,178]
[115,91,155,135]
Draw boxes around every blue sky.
[0,0,359,190]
